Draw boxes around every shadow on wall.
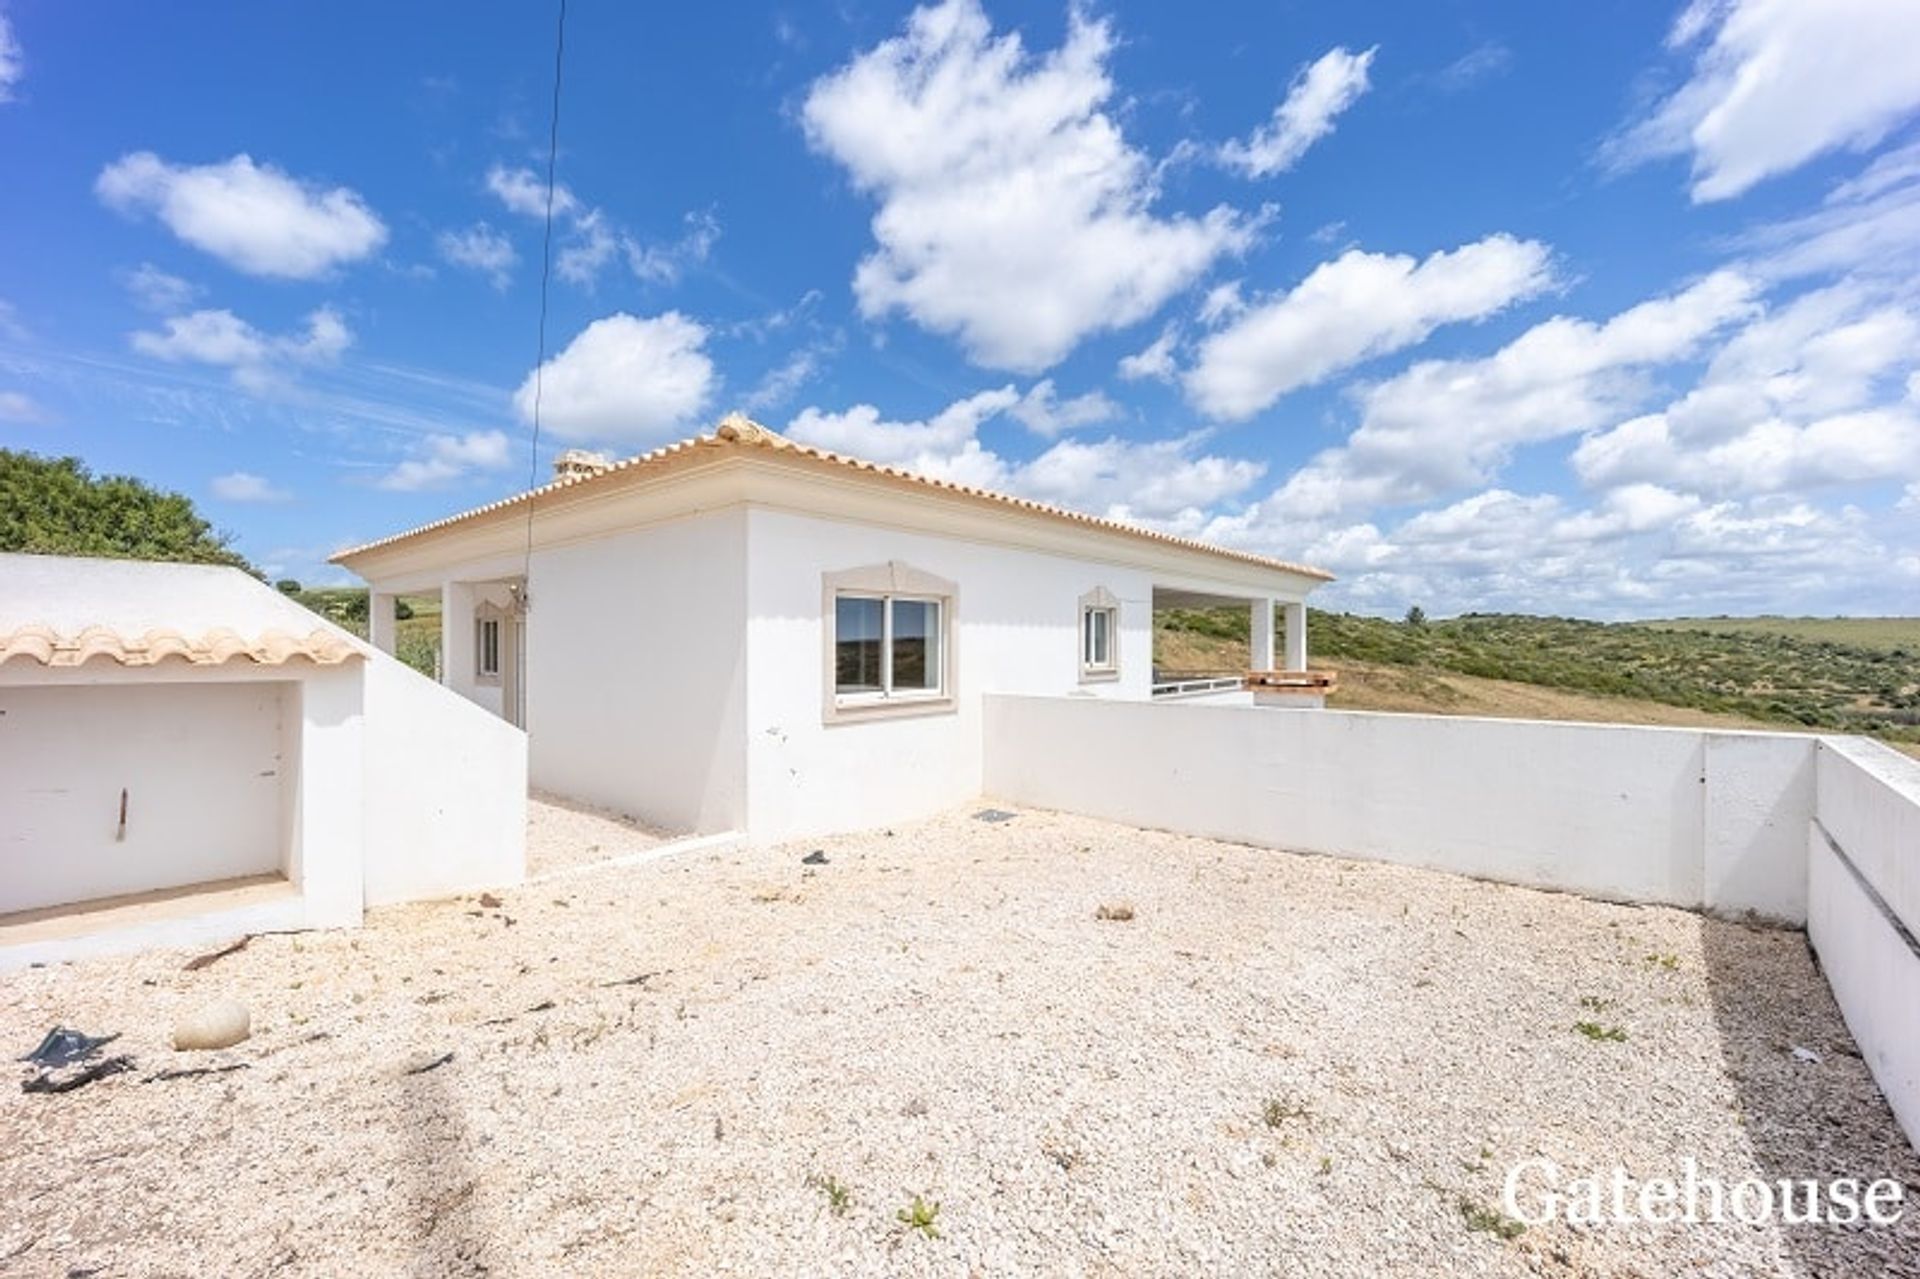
[1699,915,1920,1274]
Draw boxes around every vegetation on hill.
[1158,607,1920,749]
[0,449,253,571]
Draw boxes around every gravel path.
[2,805,1915,1277]
[524,791,674,879]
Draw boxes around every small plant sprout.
[1574,1020,1628,1042]
[897,1194,942,1239]
[1644,952,1680,971]
[1263,1098,1310,1128]
[1577,995,1614,1011]
[807,1173,852,1217]
[1458,1197,1525,1240]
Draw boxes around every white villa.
[333,414,1334,845]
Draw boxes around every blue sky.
[2,0,1918,616]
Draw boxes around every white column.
[292,666,365,930]
[368,591,398,654]
[1284,601,1308,672]
[1250,597,1276,672]
[441,581,477,699]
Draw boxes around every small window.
[822,562,957,722]
[1079,586,1120,681]
[834,593,944,699]
[476,616,501,682]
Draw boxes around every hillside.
[1158,608,1920,755]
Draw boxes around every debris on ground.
[801,849,829,865]
[600,971,663,989]
[1094,902,1136,921]
[172,999,251,1051]
[182,936,252,972]
[145,1062,249,1083]
[19,1026,119,1068]
[1791,1044,1822,1064]
[972,808,1017,823]
[479,892,504,909]
[400,1051,453,1077]
[22,1055,134,1094]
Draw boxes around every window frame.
[1078,586,1121,683]
[474,611,503,684]
[822,562,958,723]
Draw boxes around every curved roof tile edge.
[0,624,366,669]
[331,414,1334,582]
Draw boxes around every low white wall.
[361,651,527,906]
[982,696,1814,919]
[0,681,290,914]
[1807,738,1920,1149]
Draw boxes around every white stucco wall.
[524,510,748,834]
[982,696,1816,918]
[0,680,291,914]
[741,506,1158,843]
[1807,738,1920,1150]
[360,651,527,906]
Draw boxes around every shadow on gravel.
[1699,913,1920,1277]
[399,1050,490,1278]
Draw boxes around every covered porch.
[366,571,527,728]
[1150,585,1335,705]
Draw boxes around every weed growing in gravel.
[1094,902,1135,921]
[1458,1197,1525,1240]
[1574,1021,1629,1042]
[1263,1098,1311,1128]
[897,1195,942,1239]
[1318,1156,1333,1175]
[1644,952,1680,970]
[1577,995,1614,1011]
[807,1173,852,1217]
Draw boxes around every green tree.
[1404,605,1428,627]
[0,450,255,572]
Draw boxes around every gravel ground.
[524,791,673,879]
[2,804,1916,1277]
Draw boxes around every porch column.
[1283,601,1308,672]
[1250,597,1276,673]
[367,591,398,655]
[441,581,477,697]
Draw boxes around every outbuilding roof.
[0,554,366,669]
[331,415,1333,581]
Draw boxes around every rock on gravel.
[172,999,250,1051]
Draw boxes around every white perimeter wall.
[982,696,1815,919]
[0,681,290,913]
[360,650,527,906]
[525,510,748,835]
[1807,737,1920,1148]
[742,507,1155,844]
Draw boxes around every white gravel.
[2,803,1915,1277]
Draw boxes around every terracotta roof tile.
[331,414,1334,582]
[0,623,364,669]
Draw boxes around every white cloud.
[1730,141,1920,283]
[1118,329,1179,382]
[210,471,291,503]
[1256,270,1760,521]
[122,263,200,313]
[485,164,579,219]
[1219,45,1376,178]
[1572,284,1920,497]
[376,430,515,492]
[1426,42,1511,94]
[436,222,517,288]
[625,210,720,286]
[1184,234,1556,420]
[1609,0,1920,202]
[1009,379,1120,436]
[741,346,829,415]
[513,312,715,444]
[786,388,1262,521]
[0,12,21,103]
[96,153,387,279]
[0,389,45,422]
[801,0,1252,372]
[129,306,352,391]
